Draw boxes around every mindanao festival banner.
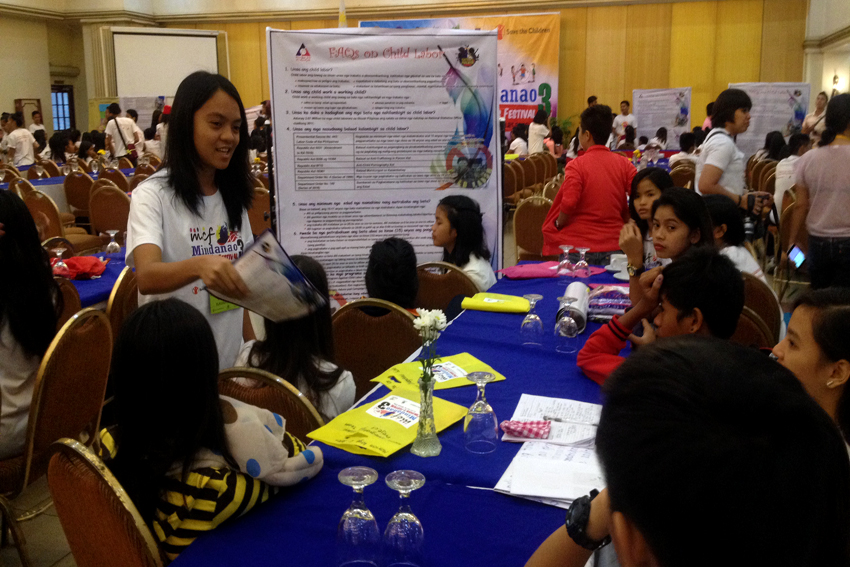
[632,88,691,149]
[360,13,560,131]
[728,82,811,159]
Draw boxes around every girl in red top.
[541,105,635,264]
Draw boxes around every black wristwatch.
[565,489,612,551]
[626,264,645,277]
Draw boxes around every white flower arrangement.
[413,309,448,384]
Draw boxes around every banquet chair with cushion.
[518,159,541,194]
[218,367,325,446]
[759,161,777,191]
[750,159,773,192]
[332,299,421,400]
[670,166,695,189]
[773,202,809,302]
[414,261,479,312]
[77,160,91,174]
[503,163,532,209]
[742,272,782,345]
[0,163,20,178]
[89,185,131,240]
[117,157,134,170]
[63,171,95,220]
[48,438,164,567]
[507,160,525,193]
[18,178,78,229]
[91,178,120,195]
[248,187,271,236]
[145,154,161,167]
[543,179,559,201]
[54,277,82,330]
[0,309,112,567]
[27,166,51,181]
[529,154,547,185]
[129,173,149,192]
[24,190,105,254]
[761,172,776,201]
[730,306,775,349]
[134,163,156,177]
[780,186,796,214]
[543,152,558,180]
[106,267,138,339]
[100,168,130,193]
[43,161,62,177]
[514,195,555,262]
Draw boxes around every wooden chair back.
[507,160,525,191]
[43,237,76,259]
[106,267,138,339]
[91,178,119,195]
[248,188,271,236]
[781,186,796,215]
[100,168,129,193]
[48,439,164,567]
[63,171,94,215]
[759,161,777,191]
[44,161,62,177]
[128,174,148,192]
[89,185,131,238]
[258,172,270,189]
[730,306,775,349]
[54,277,82,330]
[332,299,421,400]
[117,157,134,170]
[134,163,156,177]
[77,160,91,174]
[218,368,325,444]
[750,159,774,191]
[9,177,35,200]
[145,154,161,167]
[761,172,776,200]
[543,152,558,179]
[27,165,51,180]
[0,163,20,179]
[414,261,480,311]
[24,190,64,239]
[543,180,559,201]
[518,159,537,191]
[742,272,781,345]
[670,166,695,189]
[529,154,547,184]
[503,162,518,202]
[514,195,553,261]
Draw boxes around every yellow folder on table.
[307,388,466,457]
[372,353,507,391]
[461,293,530,313]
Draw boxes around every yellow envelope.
[461,293,530,313]
[307,388,466,457]
[372,352,507,391]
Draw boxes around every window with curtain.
[51,85,75,130]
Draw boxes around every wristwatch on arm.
[565,489,612,551]
[626,264,644,277]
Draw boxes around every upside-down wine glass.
[35,163,45,179]
[558,244,574,277]
[573,248,590,278]
[521,294,544,347]
[105,230,121,254]
[464,372,498,454]
[337,467,381,567]
[62,162,71,176]
[53,247,68,272]
[382,470,426,567]
[90,160,100,175]
[554,296,580,354]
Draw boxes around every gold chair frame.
[106,267,138,338]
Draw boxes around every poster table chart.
[0,168,136,214]
[172,268,624,567]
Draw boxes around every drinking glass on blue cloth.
[337,467,381,567]
[463,372,498,454]
[554,296,579,354]
[521,294,544,346]
[382,470,426,567]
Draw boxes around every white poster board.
[632,88,691,150]
[268,28,502,301]
[728,82,810,159]
[118,96,164,132]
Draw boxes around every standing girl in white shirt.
[126,71,255,370]
[431,195,496,291]
[528,109,550,154]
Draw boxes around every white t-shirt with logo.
[6,128,36,167]
[695,128,745,196]
[105,116,139,157]
[613,113,637,137]
[126,170,253,369]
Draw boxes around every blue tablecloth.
[73,250,126,307]
[0,168,135,191]
[172,269,622,567]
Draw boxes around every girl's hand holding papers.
[197,254,249,298]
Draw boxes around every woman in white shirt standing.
[431,195,496,291]
[802,91,829,146]
[774,133,811,208]
[0,191,62,459]
[126,71,254,371]
[696,88,772,215]
[528,109,549,154]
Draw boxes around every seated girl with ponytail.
[431,195,496,292]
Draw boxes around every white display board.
[728,82,810,159]
[113,29,219,97]
[632,88,691,150]
[268,27,502,301]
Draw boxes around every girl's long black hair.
[248,256,343,420]
[651,187,715,250]
[0,191,62,358]
[163,71,253,232]
[108,298,235,524]
[438,195,491,266]
[629,167,674,238]
[820,93,850,147]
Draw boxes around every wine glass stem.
[477,384,487,404]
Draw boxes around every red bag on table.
[51,256,107,280]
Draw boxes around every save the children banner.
[632,88,691,149]
[728,82,811,159]
[361,13,560,132]
[267,27,502,301]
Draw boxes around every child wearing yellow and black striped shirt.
[103,298,323,561]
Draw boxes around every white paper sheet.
[510,394,602,424]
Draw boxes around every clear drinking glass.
[558,244,574,277]
[53,248,68,272]
[521,294,544,346]
[337,467,381,567]
[90,160,100,175]
[554,296,580,354]
[574,248,590,278]
[62,163,71,176]
[463,372,498,454]
[105,230,121,254]
[0,169,6,183]
[382,470,426,567]
[70,157,79,173]
[35,163,45,178]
